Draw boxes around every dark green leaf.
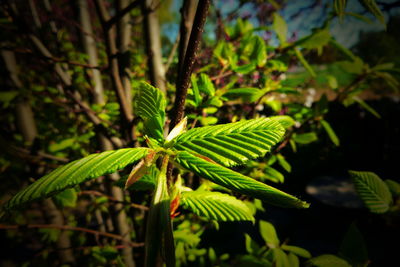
[306,254,351,267]
[349,170,392,213]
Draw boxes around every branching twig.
[0,224,144,247]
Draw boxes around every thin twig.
[0,224,144,247]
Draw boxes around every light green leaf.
[198,73,215,96]
[281,245,311,258]
[349,170,392,213]
[288,253,300,267]
[52,188,77,208]
[359,0,385,25]
[306,254,351,267]
[264,166,285,183]
[277,154,292,173]
[273,13,287,44]
[4,148,150,210]
[292,132,318,144]
[353,97,381,118]
[295,29,332,50]
[250,35,267,67]
[320,120,340,146]
[174,151,309,209]
[294,48,316,77]
[181,191,254,222]
[48,138,75,152]
[134,82,166,141]
[173,118,285,167]
[271,115,296,129]
[223,88,265,102]
[272,248,290,267]
[190,75,202,106]
[260,220,280,248]
[385,179,400,197]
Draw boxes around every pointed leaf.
[259,220,280,248]
[173,118,285,167]
[320,120,340,146]
[4,148,150,210]
[181,191,254,222]
[273,13,287,44]
[174,151,309,208]
[281,245,311,258]
[349,171,392,213]
[134,82,166,141]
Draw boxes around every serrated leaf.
[260,220,280,248]
[4,148,150,210]
[349,170,392,213]
[181,191,254,222]
[281,245,311,258]
[320,120,340,146]
[306,254,351,267]
[359,0,385,25]
[273,13,287,44]
[174,151,309,208]
[173,118,285,167]
[134,82,166,141]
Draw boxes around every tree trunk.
[142,0,166,93]
[1,49,75,264]
[78,1,136,266]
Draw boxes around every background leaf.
[349,170,392,213]
[259,220,280,248]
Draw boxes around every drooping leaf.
[334,0,347,21]
[320,120,340,146]
[134,82,166,141]
[294,48,316,77]
[359,0,385,25]
[281,245,312,258]
[349,170,392,213]
[4,148,150,210]
[306,254,351,267]
[174,151,309,208]
[180,191,254,222]
[273,13,287,44]
[259,220,280,248]
[173,118,285,167]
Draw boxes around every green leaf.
[272,248,290,267]
[334,0,347,21]
[264,166,285,183]
[181,191,254,222]
[198,73,215,96]
[320,120,340,146]
[277,154,292,173]
[281,245,311,258]
[190,75,202,106]
[52,188,77,208]
[48,138,75,152]
[223,88,265,102]
[4,148,150,210]
[295,29,332,50]
[174,151,309,208]
[294,48,316,77]
[306,254,351,267]
[173,118,285,167]
[0,91,18,108]
[359,0,385,25]
[353,96,381,119]
[292,132,318,144]
[385,179,400,197]
[339,223,368,266]
[273,13,287,44]
[134,82,166,141]
[259,220,280,248]
[288,253,300,267]
[271,115,296,129]
[250,36,267,67]
[349,170,392,213]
